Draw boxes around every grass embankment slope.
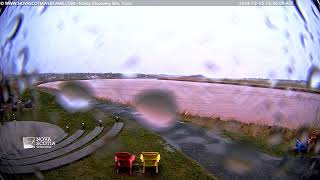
[12,89,215,180]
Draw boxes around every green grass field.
[8,89,216,180]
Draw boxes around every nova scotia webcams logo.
[23,137,55,149]
[23,137,35,149]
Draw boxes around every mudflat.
[39,79,320,129]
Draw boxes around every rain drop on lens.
[267,72,278,88]
[15,47,29,74]
[2,87,9,102]
[37,6,48,15]
[56,81,94,113]
[17,78,27,95]
[26,70,39,86]
[5,14,23,44]
[307,66,320,89]
[268,133,282,146]
[224,157,252,175]
[134,89,177,131]
[269,79,278,88]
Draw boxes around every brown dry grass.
[180,111,320,141]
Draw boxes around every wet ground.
[96,102,320,180]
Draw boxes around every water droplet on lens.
[5,14,23,44]
[123,55,140,68]
[22,29,28,39]
[311,6,319,20]
[309,53,314,63]
[94,38,104,48]
[37,6,48,15]
[268,72,278,87]
[121,73,137,79]
[56,81,94,113]
[286,65,294,75]
[273,111,285,125]
[15,47,29,74]
[307,66,320,89]
[268,133,282,145]
[1,42,13,72]
[84,25,100,35]
[57,21,64,31]
[224,157,252,175]
[293,0,306,23]
[284,31,290,39]
[299,33,306,49]
[265,16,278,30]
[269,79,278,88]
[27,73,38,86]
[17,79,27,94]
[72,16,79,23]
[2,87,9,102]
[262,99,273,110]
[204,61,220,73]
[134,89,177,130]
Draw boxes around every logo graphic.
[23,137,35,149]
[22,137,55,149]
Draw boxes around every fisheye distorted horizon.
[0,1,320,80]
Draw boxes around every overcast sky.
[0,1,319,80]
